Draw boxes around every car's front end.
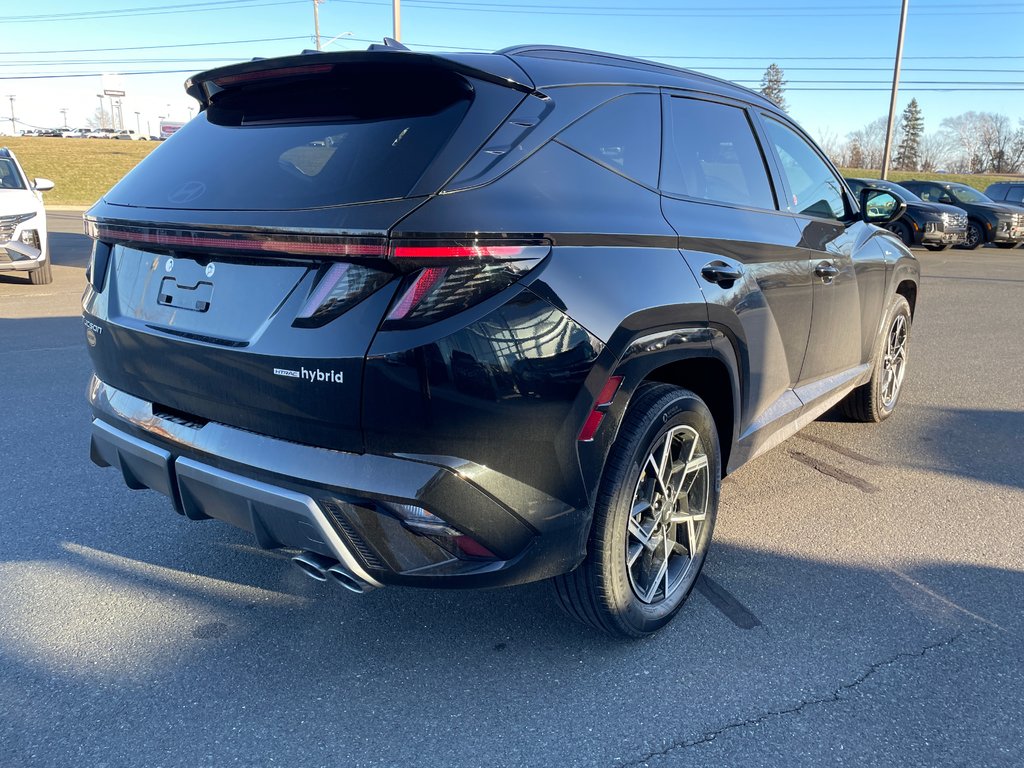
[0,150,49,282]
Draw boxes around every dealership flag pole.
[393,0,401,41]
[880,0,909,180]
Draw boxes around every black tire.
[28,250,53,285]
[839,295,912,423]
[923,243,949,252]
[886,220,913,247]
[957,221,984,250]
[552,383,721,638]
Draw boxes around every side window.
[1007,186,1024,203]
[556,94,661,189]
[663,97,776,210]
[762,118,848,220]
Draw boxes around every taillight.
[85,220,387,259]
[383,240,550,327]
[293,262,392,328]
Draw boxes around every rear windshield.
[105,65,473,211]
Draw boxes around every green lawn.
[840,168,1021,194]
[2,136,157,207]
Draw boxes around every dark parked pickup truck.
[846,177,966,251]
[901,180,1024,249]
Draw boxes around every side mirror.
[33,178,55,193]
[859,188,906,225]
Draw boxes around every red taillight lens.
[212,63,334,87]
[383,240,550,327]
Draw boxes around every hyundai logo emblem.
[168,181,207,204]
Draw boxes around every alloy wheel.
[626,424,710,605]
[880,314,908,409]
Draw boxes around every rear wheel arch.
[640,355,736,477]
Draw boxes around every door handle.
[814,261,840,282]
[700,262,744,286]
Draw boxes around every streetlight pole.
[393,0,401,41]
[313,0,322,50]
[880,0,909,179]
[60,108,69,128]
[6,95,15,135]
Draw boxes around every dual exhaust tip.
[291,551,376,594]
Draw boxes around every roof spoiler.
[185,45,537,109]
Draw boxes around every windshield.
[949,184,992,204]
[873,178,921,202]
[0,158,26,190]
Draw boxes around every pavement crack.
[616,633,961,767]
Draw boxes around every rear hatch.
[84,52,531,452]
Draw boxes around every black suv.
[83,45,919,637]
[984,181,1024,218]
[845,177,966,251]
[900,180,1024,249]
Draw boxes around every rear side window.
[555,94,661,188]
[762,118,847,220]
[663,97,776,210]
[104,65,473,210]
[1007,186,1024,203]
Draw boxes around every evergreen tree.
[759,63,787,110]
[894,98,924,171]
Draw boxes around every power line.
[0,35,311,56]
[0,0,305,24]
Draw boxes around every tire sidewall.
[597,388,721,635]
[872,296,912,419]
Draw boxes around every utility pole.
[393,0,400,41]
[60,108,69,128]
[6,95,15,135]
[313,0,322,50]
[880,0,909,180]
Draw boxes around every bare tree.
[978,112,1015,173]
[816,128,845,165]
[86,107,112,129]
[941,112,986,173]
[847,117,890,170]
[918,131,955,172]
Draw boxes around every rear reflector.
[577,411,606,443]
[578,375,624,442]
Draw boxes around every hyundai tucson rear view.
[84,44,919,637]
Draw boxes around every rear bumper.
[88,376,588,589]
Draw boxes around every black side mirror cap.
[859,187,907,226]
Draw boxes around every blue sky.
[2,0,1021,142]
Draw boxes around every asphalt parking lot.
[2,212,1022,767]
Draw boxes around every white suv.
[0,147,54,285]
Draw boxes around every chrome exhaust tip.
[327,563,376,594]
[291,551,336,582]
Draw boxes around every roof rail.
[497,44,771,105]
